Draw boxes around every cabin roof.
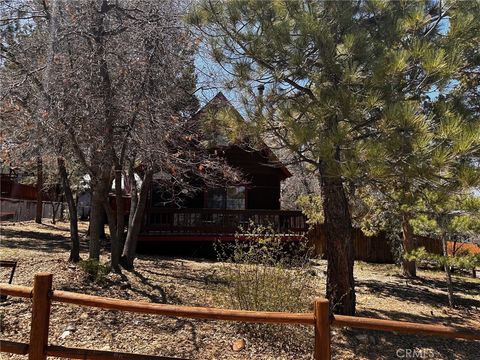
[193,92,292,179]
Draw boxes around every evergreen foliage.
[189,0,480,313]
[405,247,480,271]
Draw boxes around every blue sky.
[193,8,452,106]
[194,48,239,107]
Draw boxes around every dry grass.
[0,220,479,359]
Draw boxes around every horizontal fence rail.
[0,274,479,360]
[0,340,187,360]
[51,289,315,325]
[0,284,33,298]
[0,340,29,355]
[332,315,480,341]
[46,344,188,360]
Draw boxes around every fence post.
[29,273,53,360]
[314,298,331,360]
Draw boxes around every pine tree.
[362,0,480,277]
[189,0,480,313]
[409,193,480,306]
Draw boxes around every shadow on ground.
[136,241,218,259]
[0,228,89,253]
[357,278,480,309]
[336,325,480,360]
[140,266,227,287]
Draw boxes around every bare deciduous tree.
[1,0,237,270]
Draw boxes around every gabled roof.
[192,92,244,145]
[194,92,291,179]
[193,92,232,118]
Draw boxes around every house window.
[226,186,245,209]
[206,187,245,209]
[206,189,225,209]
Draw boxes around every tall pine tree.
[189,0,480,314]
[362,0,480,277]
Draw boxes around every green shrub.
[215,222,317,347]
[78,259,111,285]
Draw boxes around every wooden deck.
[140,208,307,242]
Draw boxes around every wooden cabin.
[139,93,307,242]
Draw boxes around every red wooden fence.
[1,177,38,201]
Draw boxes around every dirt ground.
[0,220,479,359]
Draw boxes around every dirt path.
[1,221,479,359]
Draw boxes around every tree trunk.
[401,212,417,278]
[59,202,65,221]
[103,199,120,272]
[89,178,109,260]
[114,166,125,270]
[320,173,355,315]
[57,157,80,263]
[35,156,43,224]
[127,158,137,234]
[51,202,57,224]
[103,201,116,242]
[121,170,152,270]
[440,228,454,307]
[51,198,62,225]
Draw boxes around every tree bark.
[51,202,57,224]
[441,234,454,307]
[51,186,62,224]
[127,159,137,230]
[320,173,356,316]
[35,156,43,224]
[121,170,152,270]
[114,166,125,269]
[103,199,120,271]
[88,177,109,260]
[401,212,417,278]
[57,157,80,262]
[59,201,65,221]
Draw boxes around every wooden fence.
[0,198,65,222]
[308,225,444,263]
[1,274,479,359]
[0,178,38,201]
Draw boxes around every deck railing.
[145,208,307,235]
[1,273,479,360]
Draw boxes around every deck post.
[29,273,53,360]
[314,298,331,360]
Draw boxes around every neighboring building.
[139,93,307,242]
[0,165,60,221]
[0,166,38,201]
[77,191,91,220]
